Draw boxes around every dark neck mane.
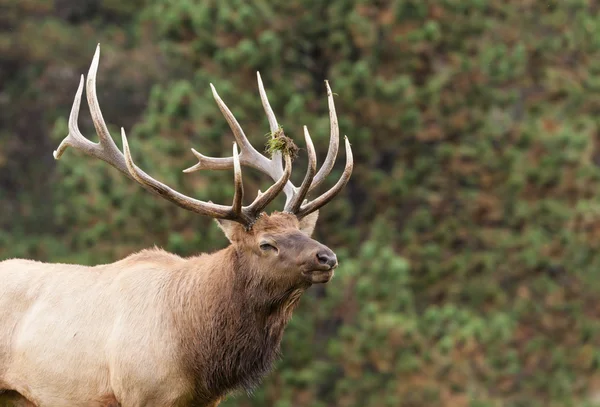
[166,246,307,402]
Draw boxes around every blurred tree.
[3,0,600,406]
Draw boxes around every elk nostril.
[317,253,327,265]
[316,251,337,268]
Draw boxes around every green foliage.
[2,0,600,405]
[264,126,299,160]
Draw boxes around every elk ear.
[298,211,319,237]
[215,219,244,242]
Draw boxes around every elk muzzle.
[302,245,338,284]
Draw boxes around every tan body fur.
[1,250,197,406]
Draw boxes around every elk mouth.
[302,265,336,284]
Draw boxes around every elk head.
[217,211,338,287]
[53,45,353,287]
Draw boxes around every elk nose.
[316,249,338,269]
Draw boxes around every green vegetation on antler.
[264,126,299,160]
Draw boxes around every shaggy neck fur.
[165,246,308,403]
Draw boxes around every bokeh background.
[2,0,600,406]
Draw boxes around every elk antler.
[184,72,353,219]
[55,45,352,226]
[53,44,292,228]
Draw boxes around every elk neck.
[165,245,308,401]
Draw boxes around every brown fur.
[0,211,335,406]
[166,213,326,402]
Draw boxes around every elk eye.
[259,242,277,252]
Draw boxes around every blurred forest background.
[2,0,600,406]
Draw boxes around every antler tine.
[231,142,244,216]
[53,75,91,159]
[295,136,353,219]
[209,84,257,157]
[256,72,280,136]
[54,45,135,180]
[86,45,125,161]
[256,71,283,173]
[309,80,340,192]
[284,126,316,213]
[182,148,233,173]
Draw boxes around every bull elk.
[0,45,353,407]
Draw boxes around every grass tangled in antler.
[264,126,299,160]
